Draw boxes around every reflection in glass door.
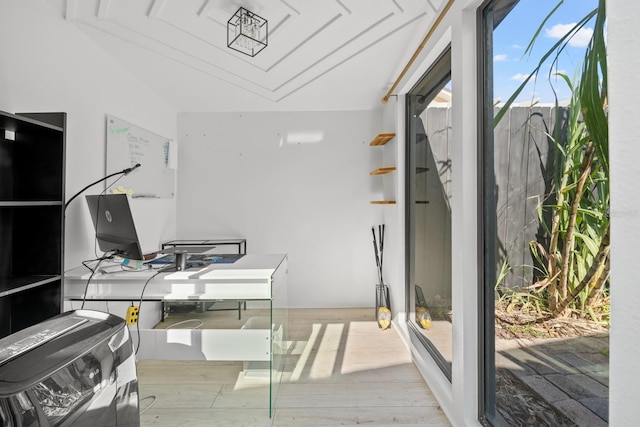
[406,48,453,377]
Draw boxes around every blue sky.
[493,0,598,104]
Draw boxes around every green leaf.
[574,231,599,257]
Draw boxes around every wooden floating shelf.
[370,167,396,175]
[369,133,396,146]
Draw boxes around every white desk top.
[64,253,287,301]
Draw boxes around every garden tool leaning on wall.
[372,225,391,329]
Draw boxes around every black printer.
[0,310,139,426]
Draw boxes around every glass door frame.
[405,46,453,382]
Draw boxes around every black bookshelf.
[0,111,66,338]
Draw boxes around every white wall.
[177,111,388,308]
[0,0,178,268]
[607,1,640,424]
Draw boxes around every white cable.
[139,395,157,415]
[166,319,204,329]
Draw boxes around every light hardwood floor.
[136,308,451,426]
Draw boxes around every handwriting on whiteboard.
[126,133,150,167]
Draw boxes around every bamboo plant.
[496,0,608,320]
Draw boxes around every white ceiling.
[49,0,445,111]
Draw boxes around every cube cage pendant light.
[227,7,267,57]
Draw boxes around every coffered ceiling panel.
[49,0,446,110]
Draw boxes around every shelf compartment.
[0,205,63,277]
[369,133,396,146]
[0,112,64,202]
[370,201,396,205]
[370,167,396,175]
[0,279,62,337]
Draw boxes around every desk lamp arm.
[64,163,141,211]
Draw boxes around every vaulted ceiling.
[48,0,445,111]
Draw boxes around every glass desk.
[64,253,287,417]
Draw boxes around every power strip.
[126,306,139,325]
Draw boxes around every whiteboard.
[106,115,175,198]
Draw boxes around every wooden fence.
[492,105,568,290]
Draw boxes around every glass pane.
[270,258,288,418]
[406,49,453,375]
[482,1,609,425]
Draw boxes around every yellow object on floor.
[377,306,391,330]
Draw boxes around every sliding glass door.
[480,1,609,425]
